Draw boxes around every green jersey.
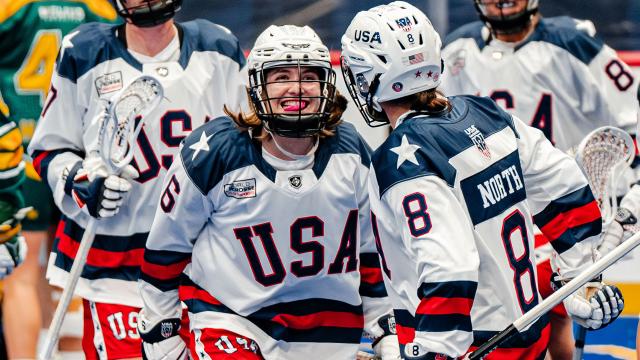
[0,0,118,145]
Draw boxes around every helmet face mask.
[115,0,182,28]
[473,0,538,35]
[340,1,443,127]
[247,25,337,138]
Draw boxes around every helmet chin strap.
[266,129,319,161]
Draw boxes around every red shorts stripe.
[82,300,142,360]
[270,311,364,330]
[360,265,383,284]
[190,328,263,360]
[540,201,600,241]
[56,221,143,268]
[416,297,473,316]
[179,285,222,305]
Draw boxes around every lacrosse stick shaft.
[469,230,640,360]
[573,326,587,360]
[40,218,98,360]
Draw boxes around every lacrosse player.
[27,0,246,358]
[441,1,640,357]
[137,25,398,360]
[341,2,624,359]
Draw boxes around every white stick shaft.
[39,218,98,360]
[514,231,640,331]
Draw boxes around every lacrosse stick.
[468,230,640,359]
[572,126,636,359]
[40,75,163,360]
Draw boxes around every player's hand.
[373,335,401,359]
[138,312,187,360]
[0,235,27,279]
[63,156,138,218]
[599,206,638,256]
[562,280,624,330]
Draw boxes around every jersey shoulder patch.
[443,21,486,49]
[180,19,246,67]
[522,16,604,65]
[56,22,124,82]
[180,117,258,194]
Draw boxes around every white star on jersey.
[390,135,420,169]
[189,131,213,160]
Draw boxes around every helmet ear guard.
[115,0,182,28]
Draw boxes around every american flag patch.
[403,53,424,65]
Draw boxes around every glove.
[138,311,188,360]
[0,235,27,279]
[599,207,638,255]
[554,275,624,330]
[372,315,401,360]
[63,156,138,218]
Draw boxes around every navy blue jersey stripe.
[418,281,477,300]
[184,297,363,344]
[415,313,472,333]
[140,272,179,292]
[359,282,387,298]
[360,252,381,268]
[532,186,595,228]
[60,215,147,251]
[53,249,139,281]
[144,248,191,266]
[548,220,602,254]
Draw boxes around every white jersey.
[369,96,601,358]
[441,17,638,153]
[140,118,391,359]
[27,21,247,306]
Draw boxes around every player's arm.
[26,32,88,219]
[384,176,479,359]
[515,116,622,329]
[138,154,210,358]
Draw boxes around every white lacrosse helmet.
[247,25,337,137]
[474,0,539,35]
[341,1,443,127]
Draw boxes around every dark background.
[175,0,640,52]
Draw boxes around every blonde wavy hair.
[224,88,348,141]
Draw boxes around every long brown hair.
[387,88,452,113]
[224,88,349,141]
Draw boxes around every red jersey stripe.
[540,201,600,241]
[416,297,473,316]
[271,311,363,330]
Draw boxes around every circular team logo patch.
[392,82,403,92]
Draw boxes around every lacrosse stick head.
[576,126,635,224]
[98,75,163,174]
